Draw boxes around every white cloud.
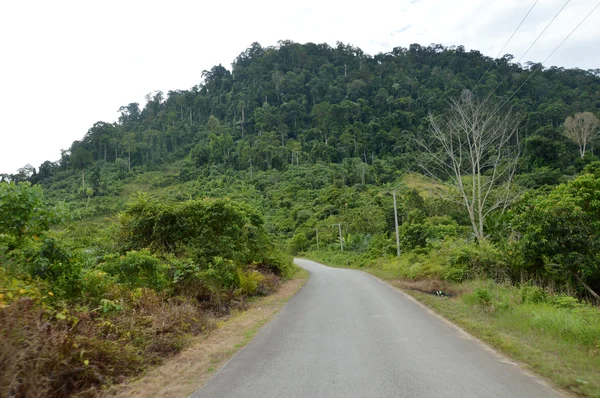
[1,0,598,173]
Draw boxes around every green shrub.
[170,257,201,285]
[368,234,395,257]
[0,182,64,242]
[100,250,168,290]
[442,265,468,283]
[552,295,581,309]
[288,232,309,254]
[26,238,82,299]
[258,250,294,278]
[426,216,464,241]
[520,285,548,304]
[237,269,265,296]
[511,168,600,295]
[399,223,429,250]
[475,287,492,305]
[494,299,511,312]
[81,268,117,305]
[0,269,46,308]
[199,256,240,293]
[446,241,506,281]
[119,197,270,267]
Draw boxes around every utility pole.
[315,228,319,249]
[332,223,343,252]
[392,190,401,257]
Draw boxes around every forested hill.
[6,41,600,184]
[5,41,600,397]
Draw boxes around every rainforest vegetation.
[2,41,600,396]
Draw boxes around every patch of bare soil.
[388,279,463,297]
[104,275,307,398]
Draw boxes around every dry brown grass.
[0,289,214,398]
[0,298,143,398]
[0,269,304,397]
[105,274,307,398]
[389,278,465,296]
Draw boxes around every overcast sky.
[1,0,598,174]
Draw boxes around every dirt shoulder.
[105,269,308,398]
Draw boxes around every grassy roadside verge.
[304,252,600,397]
[105,266,308,398]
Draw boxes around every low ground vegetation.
[0,183,292,397]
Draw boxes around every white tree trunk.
[419,90,521,241]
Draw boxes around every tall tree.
[563,112,600,159]
[122,132,136,172]
[70,147,93,194]
[420,90,521,242]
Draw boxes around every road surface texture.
[191,259,562,398]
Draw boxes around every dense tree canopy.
[9,41,598,185]
[5,40,600,296]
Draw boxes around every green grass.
[291,264,310,280]
[401,172,448,198]
[306,252,600,397]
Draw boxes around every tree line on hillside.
[1,40,599,297]
[3,41,600,187]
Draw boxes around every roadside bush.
[445,241,506,281]
[0,301,144,398]
[116,196,296,306]
[100,250,169,290]
[368,234,395,257]
[474,287,492,305]
[81,268,117,305]
[27,238,83,299]
[0,182,63,242]
[442,264,469,283]
[426,216,465,241]
[1,237,82,300]
[288,232,309,254]
[257,250,294,278]
[511,166,600,296]
[237,269,265,296]
[119,197,270,267]
[520,284,548,304]
[170,257,203,292]
[399,223,429,250]
[552,295,581,309]
[468,285,511,313]
[0,269,46,308]
[199,256,239,295]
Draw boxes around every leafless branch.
[417,90,521,241]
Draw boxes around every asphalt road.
[191,258,562,398]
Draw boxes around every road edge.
[296,257,571,398]
[106,266,309,398]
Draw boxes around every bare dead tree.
[563,112,600,159]
[419,90,521,242]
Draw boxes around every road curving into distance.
[190,258,562,398]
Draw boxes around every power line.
[492,1,600,117]
[483,0,572,102]
[472,0,540,92]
